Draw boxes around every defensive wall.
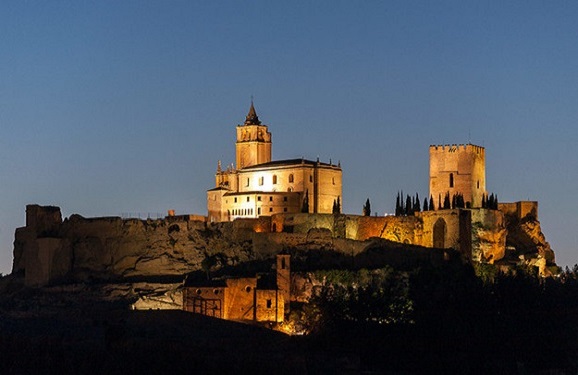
[13,203,518,286]
[498,201,538,221]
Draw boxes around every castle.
[207,102,343,222]
[10,103,555,325]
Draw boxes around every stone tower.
[276,253,290,311]
[429,144,486,208]
[235,101,272,169]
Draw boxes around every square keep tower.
[429,144,486,208]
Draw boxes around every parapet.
[429,143,485,155]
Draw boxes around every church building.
[207,102,342,222]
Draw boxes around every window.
[289,174,294,183]
[281,258,286,269]
[266,299,272,309]
[269,196,273,201]
[477,180,480,189]
[449,173,454,188]
[259,176,264,186]
[272,175,277,184]
[283,196,287,202]
[234,197,237,203]
[258,207,261,215]
[196,289,202,295]
[332,177,335,185]
[246,178,249,187]
[247,196,250,202]
[310,175,313,182]
[284,207,287,212]
[258,196,261,201]
[269,207,273,212]
[245,286,252,293]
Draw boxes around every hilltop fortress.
[12,103,555,292]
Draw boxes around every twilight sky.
[1,1,578,274]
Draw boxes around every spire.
[244,99,261,125]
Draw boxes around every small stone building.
[183,254,290,323]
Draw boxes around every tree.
[301,190,309,213]
[332,196,341,214]
[423,197,429,212]
[395,192,401,216]
[363,198,371,216]
[443,192,451,209]
[405,194,413,215]
[429,195,435,211]
[414,193,421,212]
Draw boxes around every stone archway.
[433,218,446,248]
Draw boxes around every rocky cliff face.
[501,213,556,276]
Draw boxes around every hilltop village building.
[207,103,343,222]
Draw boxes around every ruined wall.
[255,289,283,322]
[224,278,257,320]
[498,201,538,221]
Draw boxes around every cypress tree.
[443,192,451,209]
[429,195,435,211]
[301,190,309,213]
[363,198,371,216]
[406,194,412,215]
[423,197,429,212]
[415,193,421,212]
[395,192,401,216]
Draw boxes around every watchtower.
[429,144,486,208]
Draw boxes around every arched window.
[289,174,294,183]
[449,173,454,188]
[273,175,277,184]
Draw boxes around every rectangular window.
[266,299,272,309]
[283,197,287,202]
[247,197,250,202]
[258,196,261,201]
[269,196,273,201]
[258,207,261,215]
[269,208,273,212]
[259,176,264,186]
[284,207,287,212]
[246,178,249,187]
[234,198,237,203]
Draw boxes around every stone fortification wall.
[498,201,538,221]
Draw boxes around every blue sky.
[1,1,578,274]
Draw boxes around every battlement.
[429,143,485,155]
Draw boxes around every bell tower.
[235,101,272,169]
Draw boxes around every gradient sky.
[1,1,578,274]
